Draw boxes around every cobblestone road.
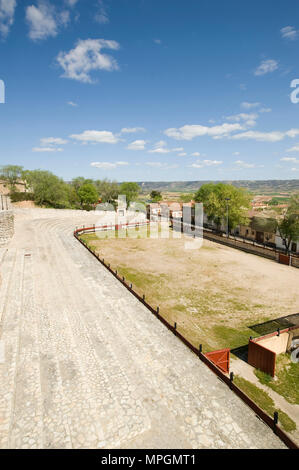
[0,209,285,449]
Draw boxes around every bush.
[10,192,34,202]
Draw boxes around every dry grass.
[81,227,299,352]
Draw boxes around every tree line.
[0,165,140,210]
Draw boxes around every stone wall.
[0,210,14,245]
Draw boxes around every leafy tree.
[276,192,299,253]
[150,190,162,202]
[77,183,99,207]
[71,177,93,192]
[194,183,251,230]
[180,193,194,203]
[119,182,140,206]
[22,170,71,208]
[0,165,24,191]
[95,179,120,203]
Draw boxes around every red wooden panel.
[279,253,290,265]
[205,348,230,373]
[248,340,276,377]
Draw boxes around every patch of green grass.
[212,325,252,350]
[234,376,296,433]
[255,354,299,405]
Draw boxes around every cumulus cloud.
[32,147,63,152]
[254,59,278,76]
[26,1,70,41]
[281,26,298,40]
[191,152,200,156]
[190,159,223,168]
[0,0,16,37]
[126,140,146,150]
[230,129,299,142]
[235,160,255,168]
[67,101,78,107]
[40,137,68,146]
[70,130,119,144]
[95,0,109,24]
[286,145,299,152]
[280,157,299,163]
[57,38,120,83]
[241,102,260,109]
[164,123,243,141]
[91,161,128,169]
[121,127,146,134]
[226,112,258,127]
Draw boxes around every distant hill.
[137,180,299,194]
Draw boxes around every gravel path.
[0,208,286,449]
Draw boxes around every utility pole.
[225,198,230,238]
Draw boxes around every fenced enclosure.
[74,223,298,450]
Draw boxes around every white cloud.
[70,130,119,144]
[120,127,146,134]
[65,0,79,5]
[95,0,109,24]
[126,140,146,150]
[178,152,187,156]
[235,160,255,168]
[154,39,162,44]
[190,159,223,168]
[57,38,120,83]
[226,112,258,127]
[259,107,272,113]
[191,152,200,156]
[241,101,260,109]
[146,162,178,169]
[40,137,68,146]
[230,128,299,142]
[148,140,170,154]
[233,151,240,156]
[164,123,243,141]
[281,26,298,41]
[26,1,70,41]
[32,147,63,152]
[291,167,299,172]
[0,0,16,37]
[173,147,184,152]
[67,101,78,107]
[286,145,299,152]
[280,157,299,163]
[254,59,278,76]
[91,161,128,169]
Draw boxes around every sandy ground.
[88,229,299,351]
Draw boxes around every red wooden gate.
[204,348,230,373]
[279,253,290,265]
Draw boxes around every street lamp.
[225,198,231,238]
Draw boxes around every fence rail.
[74,223,298,450]
[170,218,299,268]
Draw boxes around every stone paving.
[0,208,286,449]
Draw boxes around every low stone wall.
[0,210,14,245]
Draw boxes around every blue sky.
[1,0,299,182]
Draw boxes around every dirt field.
[82,227,299,352]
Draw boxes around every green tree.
[180,193,194,203]
[119,182,140,206]
[95,179,120,203]
[77,183,99,208]
[0,165,24,191]
[23,170,71,208]
[276,192,299,253]
[194,183,251,230]
[150,190,162,202]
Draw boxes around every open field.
[81,227,299,353]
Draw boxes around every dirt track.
[0,209,285,449]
